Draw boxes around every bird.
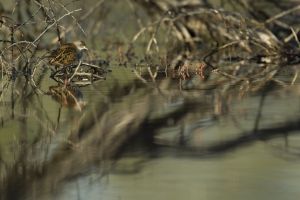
[42,40,88,67]
[47,85,84,110]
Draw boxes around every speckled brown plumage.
[42,40,88,67]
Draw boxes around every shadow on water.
[2,58,300,199]
[1,0,300,199]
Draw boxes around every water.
[1,0,300,199]
[1,61,300,199]
[55,141,300,200]
[1,50,300,199]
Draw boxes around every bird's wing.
[49,43,77,66]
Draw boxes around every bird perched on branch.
[42,40,88,67]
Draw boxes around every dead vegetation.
[1,0,300,199]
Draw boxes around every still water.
[83,81,300,200]
[1,61,300,199]
[1,0,300,198]
[62,144,300,200]
[56,116,300,200]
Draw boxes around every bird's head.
[73,40,88,51]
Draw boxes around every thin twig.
[291,66,298,86]
[290,27,300,48]
[68,60,82,82]
[265,4,300,24]
[132,69,149,85]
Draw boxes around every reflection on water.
[57,144,300,200]
[1,62,300,199]
[2,0,300,199]
[47,85,85,110]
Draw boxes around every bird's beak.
[84,46,88,50]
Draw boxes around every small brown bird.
[42,40,88,67]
